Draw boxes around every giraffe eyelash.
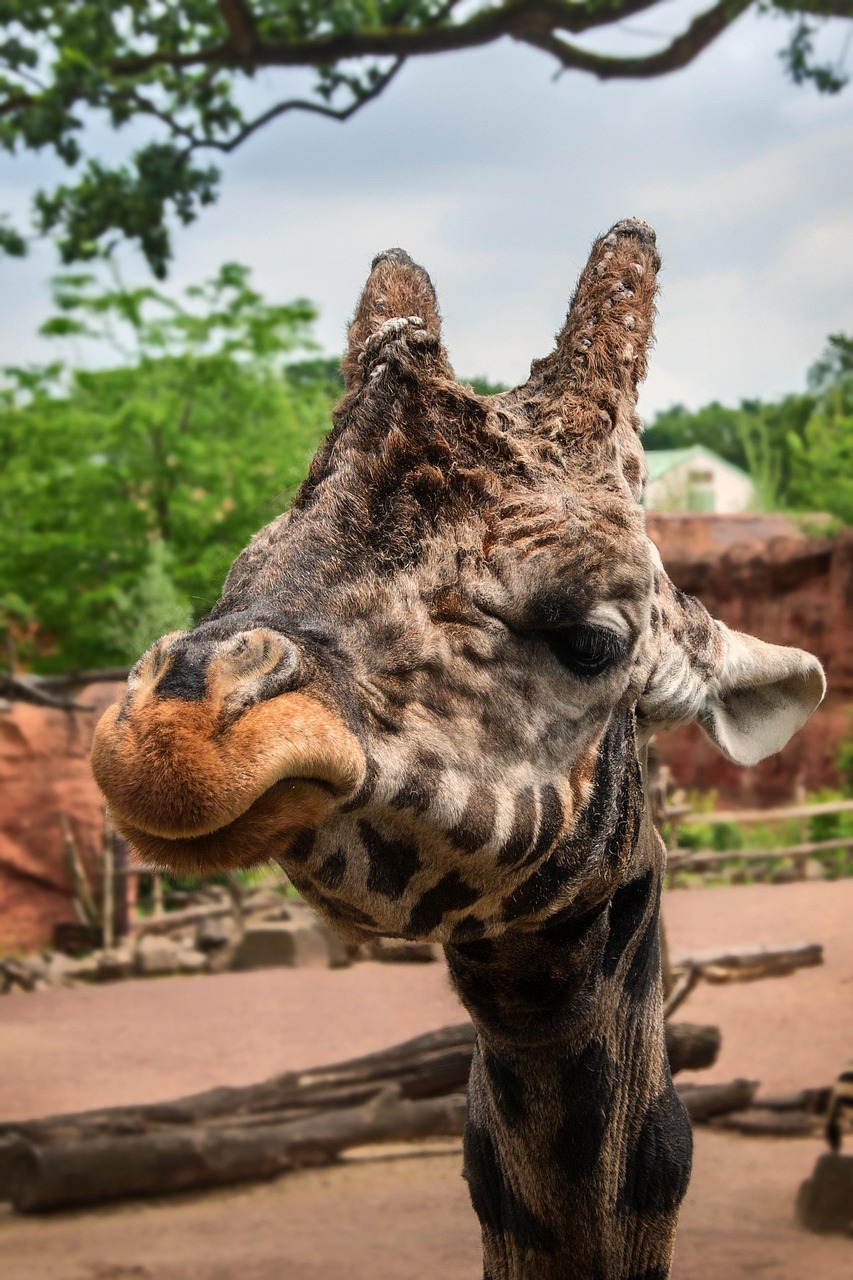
[542,624,626,677]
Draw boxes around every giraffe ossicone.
[92,220,824,1279]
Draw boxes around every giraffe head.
[92,221,825,943]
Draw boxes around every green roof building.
[643,445,756,514]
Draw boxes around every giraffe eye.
[544,624,625,676]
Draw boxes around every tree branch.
[107,1,698,76]
[217,0,258,67]
[5,0,848,127]
[522,0,753,80]
[0,90,35,120]
[188,60,407,154]
[0,673,95,711]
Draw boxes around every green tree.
[644,401,750,466]
[0,1,850,275]
[0,263,335,672]
[734,395,815,509]
[787,334,853,522]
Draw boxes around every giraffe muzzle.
[91,627,366,871]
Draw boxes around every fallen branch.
[708,1108,821,1138]
[677,1078,758,1121]
[0,1018,720,1203]
[4,1072,755,1213]
[0,1025,478,1151]
[751,1087,832,1115]
[671,942,822,983]
[0,1020,715,1149]
[8,1089,468,1212]
[130,900,237,938]
[663,964,698,1019]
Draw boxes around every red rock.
[0,683,123,952]
[648,516,853,805]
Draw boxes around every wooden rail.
[676,798,853,827]
[662,797,853,883]
[668,838,853,873]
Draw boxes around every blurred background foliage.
[0,263,334,671]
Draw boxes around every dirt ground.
[2,879,852,1279]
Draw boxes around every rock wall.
[648,515,853,804]
[0,684,123,953]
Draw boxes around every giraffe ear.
[696,627,825,767]
[638,577,826,767]
[342,248,451,390]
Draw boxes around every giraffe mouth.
[112,776,340,874]
[91,687,367,873]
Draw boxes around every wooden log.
[670,942,822,980]
[677,1079,757,1121]
[709,1108,821,1137]
[665,1022,720,1075]
[9,1090,468,1212]
[0,1025,478,1150]
[7,1076,758,1214]
[130,900,236,938]
[0,1018,714,1158]
[751,1087,832,1115]
[0,1018,719,1207]
[10,1075,755,1215]
[2,1012,712,1122]
[680,798,853,826]
[0,1017,725,1207]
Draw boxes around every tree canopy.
[0,263,335,672]
[0,1,850,275]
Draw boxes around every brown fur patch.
[92,688,365,839]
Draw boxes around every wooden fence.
[663,798,853,885]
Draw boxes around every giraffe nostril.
[214,628,302,712]
[144,627,303,707]
[219,628,299,682]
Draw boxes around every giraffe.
[91,219,825,1280]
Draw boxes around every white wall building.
[643,446,757,514]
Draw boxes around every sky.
[0,3,852,419]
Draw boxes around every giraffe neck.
[444,751,692,1280]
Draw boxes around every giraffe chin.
[113,778,336,875]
